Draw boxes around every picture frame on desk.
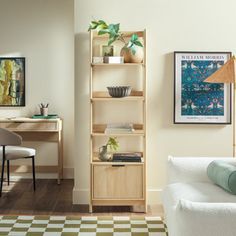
[0,57,25,107]
[174,51,231,124]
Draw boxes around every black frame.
[174,51,232,124]
[0,57,25,107]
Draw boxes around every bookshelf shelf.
[91,63,144,67]
[89,30,147,213]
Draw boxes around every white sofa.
[162,156,236,236]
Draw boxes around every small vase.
[98,145,112,161]
[120,45,144,63]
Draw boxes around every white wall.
[74,0,235,204]
[0,0,74,178]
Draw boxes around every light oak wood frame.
[89,30,147,213]
[0,118,63,184]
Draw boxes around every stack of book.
[112,153,142,162]
[105,123,134,134]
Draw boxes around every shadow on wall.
[74,33,90,191]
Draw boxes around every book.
[32,114,58,119]
[107,123,133,129]
[105,123,134,134]
[105,128,134,134]
[112,153,142,162]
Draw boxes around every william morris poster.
[174,52,231,124]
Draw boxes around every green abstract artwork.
[0,57,25,106]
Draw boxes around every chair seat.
[0,146,36,160]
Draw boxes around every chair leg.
[0,157,5,197]
[7,160,10,186]
[32,156,36,191]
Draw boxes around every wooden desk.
[0,118,63,184]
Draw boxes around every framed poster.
[0,57,25,106]
[174,52,231,124]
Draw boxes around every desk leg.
[58,129,63,185]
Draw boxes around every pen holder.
[40,107,48,116]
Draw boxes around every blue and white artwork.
[181,60,224,116]
[174,52,231,124]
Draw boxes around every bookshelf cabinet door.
[92,164,144,200]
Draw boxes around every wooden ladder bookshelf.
[89,30,147,212]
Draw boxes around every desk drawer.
[92,164,144,200]
[0,122,58,131]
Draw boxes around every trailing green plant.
[106,137,119,152]
[88,19,143,55]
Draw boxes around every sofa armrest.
[175,199,236,236]
[167,156,235,184]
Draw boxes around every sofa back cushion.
[168,156,236,184]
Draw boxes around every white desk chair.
[0,128,36,196]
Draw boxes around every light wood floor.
[0,179,164,216]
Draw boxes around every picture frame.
[174,51,231,124]
[101,45,114,57]
[0,57,25,106]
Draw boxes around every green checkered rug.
[0,215,168,236]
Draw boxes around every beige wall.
[74,0,235,204]
[0,0,74,178]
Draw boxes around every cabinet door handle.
[111,165,125,167]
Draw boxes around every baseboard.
[63,167,74,179]
[10,167,74,180]
[72,188,163,205]
[73,188,90,204]
[147,188,163,204]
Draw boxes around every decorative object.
[174,51,231,124]
[0,57,25,106]
[204,55,236,155]
[92,56,104,64]
[0,215,167,235]
[101,45,114,56]
[107,86,131,98]
[88,20,144,63]
[104,56,124,64]
[39,103,49,116]
[98,137,119,161]
[120,45,144,63]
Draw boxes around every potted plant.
[98,137,119,161]
[88,20,144,63]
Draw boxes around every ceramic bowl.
[107,86,132,98]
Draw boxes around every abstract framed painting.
[174,51,231,124]
[0,57,25,106]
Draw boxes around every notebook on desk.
[32,114,58,119]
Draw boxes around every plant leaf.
[98,29,109,35]
[88,21,98,31]
[127,41,133,48]
[108,37,116,46]
[133,41,143,47]
[131,34,138,42]
[98,20,107,25]
[131,46,136,55]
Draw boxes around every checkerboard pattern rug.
[0,215,168,236]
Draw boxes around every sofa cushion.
[207,160,236,194]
